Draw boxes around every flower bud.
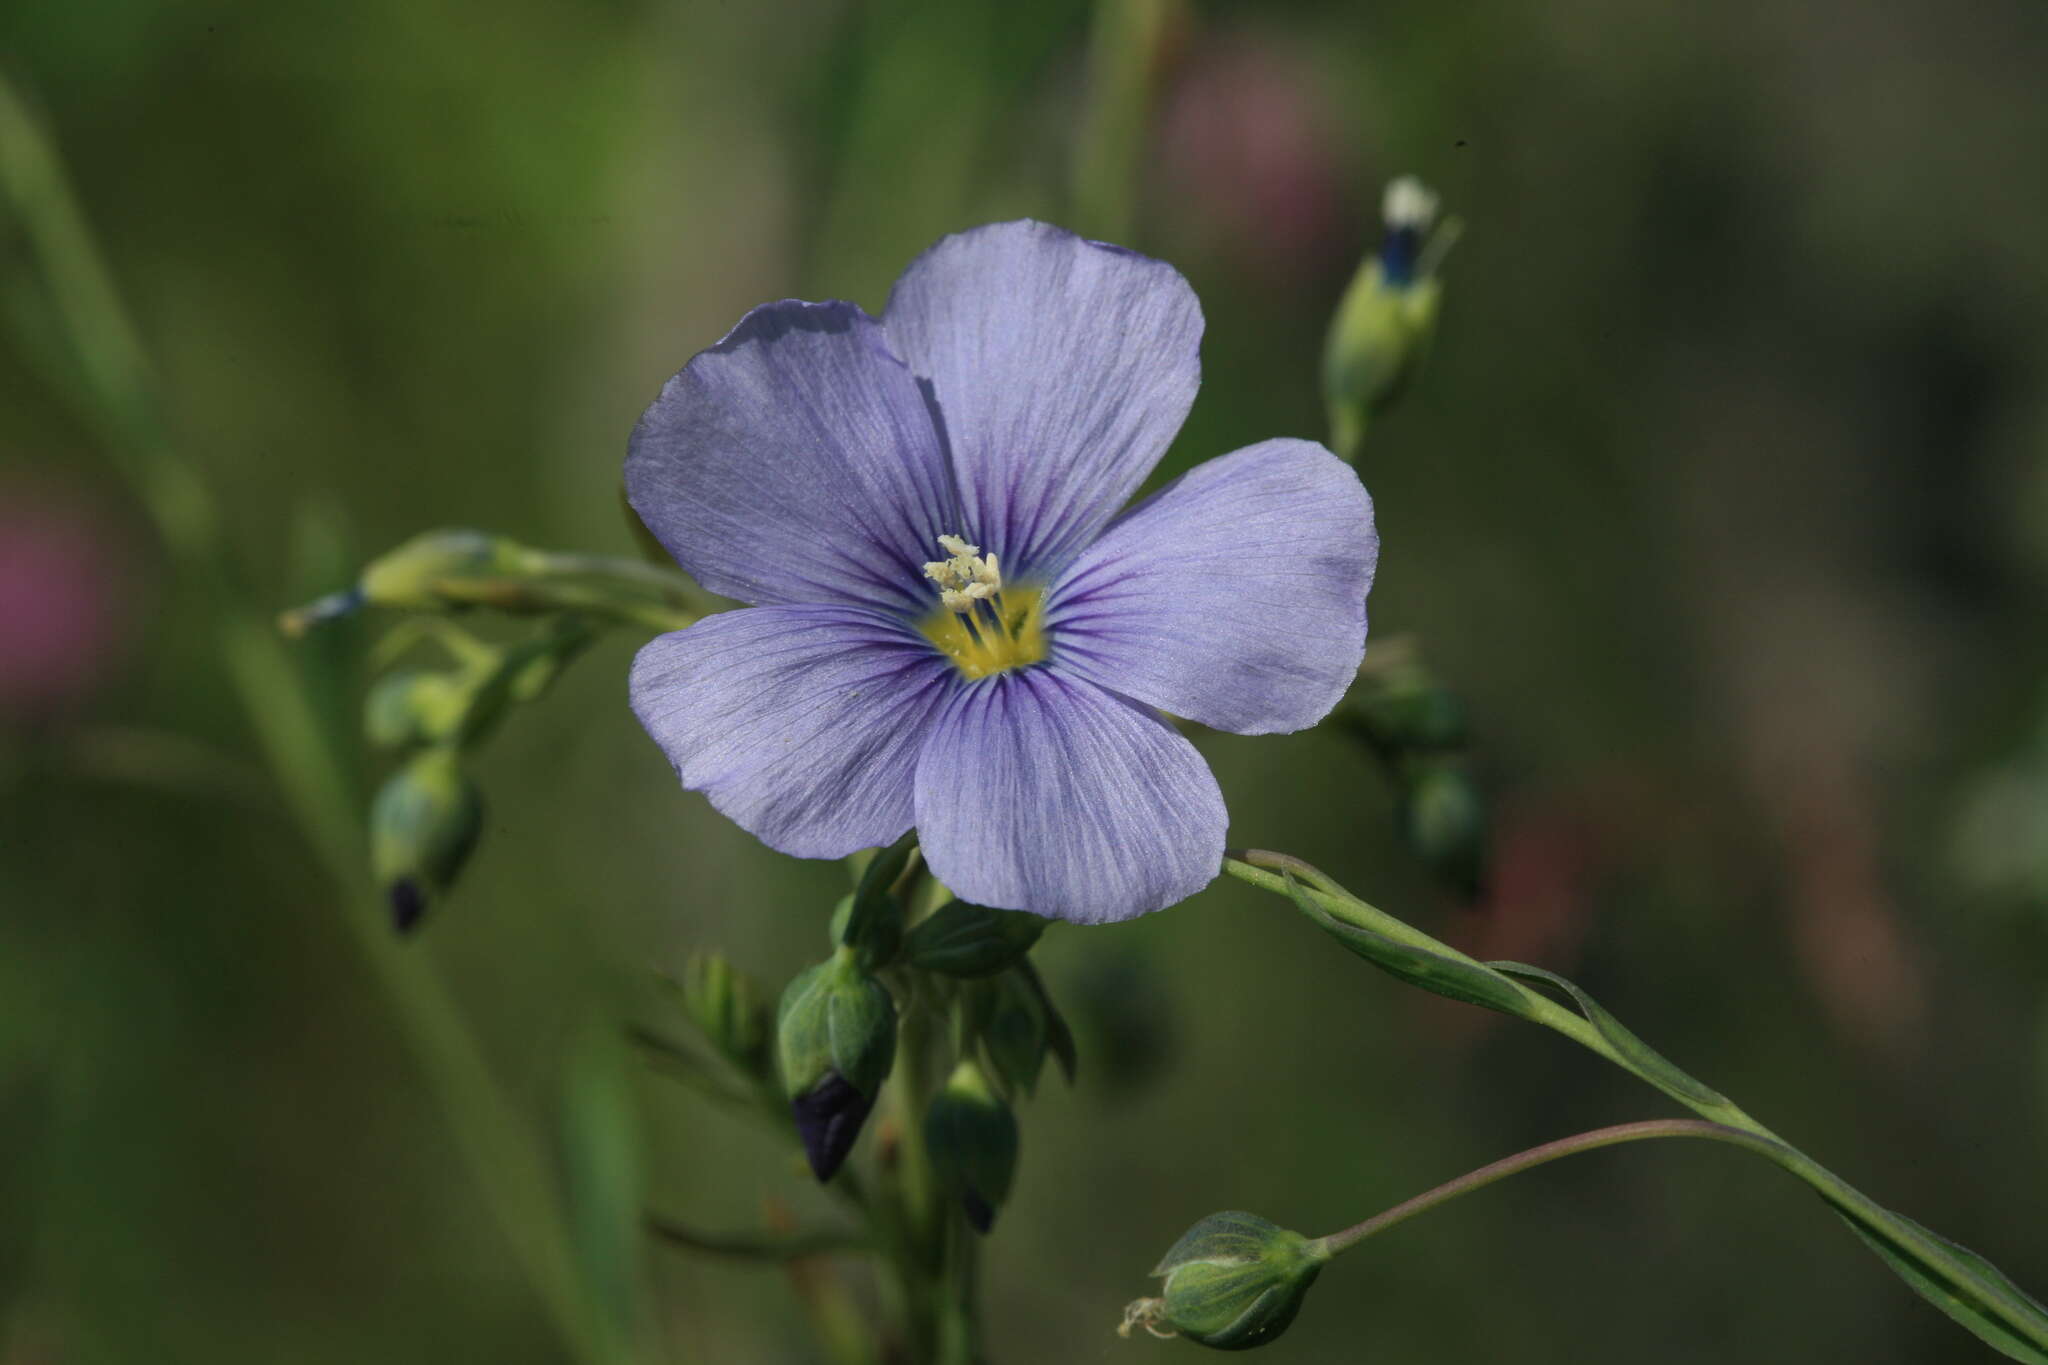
[1322,175,1453,459]
[777,950,897,1181]
[1399,757,1489,902]
[1123,1212,1327,1350]
[370,747,483,934]
[923,1059,1018,1234]
[1345,672,1468,758]
[362,669,469,748]
[680,951,770,1076]
[358,530,537,610]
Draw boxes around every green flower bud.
[358,530,536,610]
[1398,757,1488,902]
[1123,1212,1327,1351]
[363,669,469,748]
[1345,673,1468,757]
[680,951,770,1076]
[777,950,897,1181]
[370,747,483,934]
[1322,175,1455,459]
[902,900,1046,977]
[923,1059,1018,1234]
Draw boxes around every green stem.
[1071,0,1175,241]
[1223,850,2048,1361]
[531,550,707,607]
[885,984,945,1359]
[0,72,619,1365]
[1310,1119,1776,1258]
[647,1216,870,1261]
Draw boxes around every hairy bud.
[1123,1212,1326,1351]
[776,950,897,1181]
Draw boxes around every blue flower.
[626,221,1377,923]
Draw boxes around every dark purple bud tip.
[791,1070,876,1182]
[389,878,426,935]
[962,1187,995,1236]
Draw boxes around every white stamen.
[922,533,1003,613]
[1382,175,1439,231]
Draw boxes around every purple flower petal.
[914,670,1225,923]
[632,605,955,859]
[626,301,958,615]
[883,221,1202,580]
[1046,439,1377,735]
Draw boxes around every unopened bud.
[1399,758,1488,902]
[363,669,469,748]
[1345,674,1468,757]
[777,950,897,1181]
[1322,175,1455,458]
[358,530,537,610]
[681,951,770,1076]
[370,747,483,934]
[924,1059,1018,1234]
[1122,1212,1327,1350]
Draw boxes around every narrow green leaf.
[840,833,915,968]
[1488,961,1729,1109]
[1016,959,1077,1085]
[1825,1198,2048,1365]
[1280,875,1533,1018]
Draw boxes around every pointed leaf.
[1825,1198,2048,1365]
[1489,961,1728,1109]
[1281,875,1533,1018]
[1016,959,1077,1085]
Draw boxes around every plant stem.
[0,72,620,1365]
[1071,0,1176,241]
[1310,1119,1776,1258]
[647,1216,870,1261]
[1223,851,2048,1360]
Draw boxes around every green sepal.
[902,900,1046,977]
[1488,961,1729,1109]
[775,951,897,1101]
[1280,874,1533,1019]
[980,967,1050,1098]
[1151,1211,1326,1351]
[1016,958,1077,1085]
[838,834,915,970]
[1826,1201,2048,1365]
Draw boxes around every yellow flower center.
[917,534,1048,679]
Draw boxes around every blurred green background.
[7,0,2048,1361]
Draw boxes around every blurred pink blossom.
[1155,33,1356,284]
[0,477,132,718]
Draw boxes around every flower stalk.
[1222,850,2048,1362]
